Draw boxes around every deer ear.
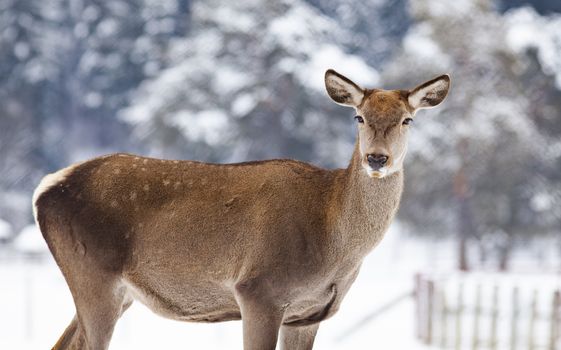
[325,69,365,107]
[408,74,450,111]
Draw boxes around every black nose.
[367,154,388,170]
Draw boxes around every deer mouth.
[366,167,387,178]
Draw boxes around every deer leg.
[52,315,85,350]
[235,281,284,350]
[280,324,320,350]
[75,282,131,350]
[54,271,132,350]
[239,301,284,350]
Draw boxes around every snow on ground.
[0,222,530,349]
[12,225,49,255]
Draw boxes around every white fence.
[416,273,561,350]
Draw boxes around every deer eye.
[354,116,364,124]
[402,118,413,126]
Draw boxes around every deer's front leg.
[280,324,319,350]
[235,280,284,350]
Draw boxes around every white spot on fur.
[132,164,138,168]
[173,181,181,189]
[32,163,81,224]
[113,168,121,174]
[143,159,148,165]
[143,184,149,191]
[110,200,118,208]
[366,167,388,179]
[130,191,137,200]
[173,160,179,164]
[163,180,170,186]
[141,167,146,172]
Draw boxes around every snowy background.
[1,0,561,348]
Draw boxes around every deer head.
[325,69,450,178]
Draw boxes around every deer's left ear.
[408,74,450,112]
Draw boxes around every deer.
[33,69,450,350]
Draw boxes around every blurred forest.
[1,0,560,270]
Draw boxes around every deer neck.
[331,141,404,256]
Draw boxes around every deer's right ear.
[407,74,451,112]
[325,69,364,107]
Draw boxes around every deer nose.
[367,154,389,170]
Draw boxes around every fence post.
[427,279,435,345]
[549,290,560,350]
[528,290,538,350]
[490,285,499,350]
[511,286,519,350]
[456,283,464,350]
[472,283,482,350]
[441,289,448,348]
[415,273,423,340]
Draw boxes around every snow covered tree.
[382,0,561,269]
[305,0,410,66]
[0,0,191,230]
[121,0,378,167]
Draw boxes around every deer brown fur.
[34,69,450,350]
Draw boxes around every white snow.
[96,18,119,37]
[403,24,451,68]
[530,192,554,212]
[505,7,561,88]
[299,45,379,91]
[84,92,103,108]
[78,51,102,75]
[14,42,30,60]
[410,0,476,19]
[231,93,257,117]
[267,1,379,92]
[13,225,49,255]
[121,0,379,167]
[211,6,256,33]
[170,110,231,146]
[0,219,12,239]
[212,66,252,94]
[82,5,101,22]
[268,1,331,52]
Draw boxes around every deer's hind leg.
[53,275,133,350]
[39,203,133,349]
[280,324,320,350]
[52,315,84,350]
